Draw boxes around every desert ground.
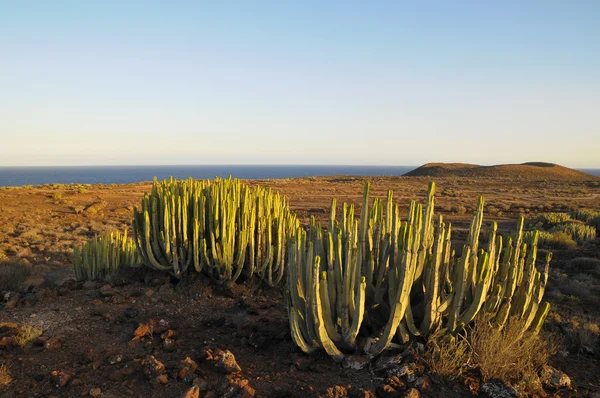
[1,174,600,397]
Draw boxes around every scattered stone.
[324,385,349,398]
[181,386,200,398]
[193,377,208,390]
[403,388,420,398]
[154,374,169,384]
[540,365,571,389]
[373,354,404,373]
[293,356,314,371]
[414,376,430,391]
[5,292,20,309]
[223,374,255,397]
[480,378,518,398]
[108,354,123,365]
[142,355,166,379]
[82,281,98,290]
[89,387,102,397]
[50,370,72,387]
[99,284,117,297]
[342,355,371,370]
[376,384,399,398]
[124,307,139,318]
[44,337,62,351]
[214,350,242,374]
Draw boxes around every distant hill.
[403,162,598,181]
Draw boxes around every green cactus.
[73,230,139,281]
[133,176,298,285]
[286,181,553,360]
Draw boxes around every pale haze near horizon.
[1,1,599,168]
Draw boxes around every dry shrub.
[0,262,31,293]
[468,316,557,390]
[0,363,11,388]
[566,257,600,277]
[423,329,470,379]
[14,324,43,350]
[566,321,600,353]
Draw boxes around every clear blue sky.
[1,1,598,167]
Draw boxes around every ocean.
[0,165,416,187]
[0,165,598,187]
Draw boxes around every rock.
[293,356,314,371]
[50,370,72,387]
[342,355,371,370]
[373,354,404,373]
[181,357,198,372]
[385,376,406,391]
[0,336,16,348]
[142,355,165,379]
[414,376,430,391]
[82,281,98,290]
[108,354,123,365]
[214,350,242,374]
[540,365,571,389]
[376,384,400,398]
[223,375,255,397]
[324,385,349,398]
[163,338,176,352]
[480,378,518,398]
[403,389,419,398]
[44,337,62,351]
[353,389,376,398]
[388,363,419,382]
[124,307,139,318]
[155,319,171,334]
[5,293,20,308]
[181,386,200,398]
[99,284,117,297]
[154,374,169,384]
[89,388,102,397]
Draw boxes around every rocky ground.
[1,175,600,397]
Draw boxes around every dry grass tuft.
[468,316,557,391]
[424,316,557,394]
[0,363,12,388]
[423,329,470,379]
[14,324,43,350]
[0,262,31,292]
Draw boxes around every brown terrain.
[1,166,600,397]
[404,162,597,181]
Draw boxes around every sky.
[0,1,599,167]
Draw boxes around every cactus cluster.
[555,221,597,242]
[287,182,552,361]
[132,177,298,284]
[73,230,139,281]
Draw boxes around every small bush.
[0,263,31,293]
[51,192,62,200]
[78,187,88,194]
[423,329,470,379]
[566,257,600,276]
[468,316,557,392]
